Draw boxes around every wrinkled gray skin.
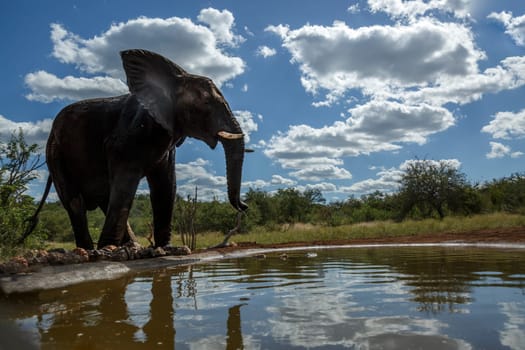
[40,49,247,250]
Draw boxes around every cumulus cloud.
[271,175,297,187]
[290,164,352,181]
[266,19,484,105]
[403,56,525,106]
[197,8,245,47]
[302,182,338,193]
[481,108,525,140]
[340,167,403,194]
[347,4,361,14]
[486,142,523,159]
[233,110,259,143]
[265,100,454,180]
[27,9,246,103]
[0,114,53,147]
[175,158,229,200]
[488,11,525,46]
[25,71,128,103]
[368,0,472,20]
[256,45,277,58]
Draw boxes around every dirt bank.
[210,226,525,253]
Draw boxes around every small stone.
[110,247,129,261]
[163,245,191,256]
[101,245,118,252]
[0,256,30,274]
[153,247,166,257]
[24,249,49,265]
[72,247,88,257]
[11,256,29,267]
[47,251,66,265]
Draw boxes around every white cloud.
[233,110,259,143]
[264,100,454,179]
[197,8,245,47]
[368,0,472,20]
[25,71,128,103]
[488,11,525,46]
[267,19,484,105]
[256,45,277,58]
[175,158,230,201]
[290,164,352,181]
[271,175,297,187]
[403,56,525,106]
[481,108,525,140]
[0,114,53,147]
[486,142,523,159]
[340,167,403,194]
[27,9,246,103]
[347,4,360,14]
[242,179,270,189]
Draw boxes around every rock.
[153,247,166,257]
[164,245,191,256]
[24,250,49,265]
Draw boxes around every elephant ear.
[120,49,187,133]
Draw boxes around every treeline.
[37,163,525,242]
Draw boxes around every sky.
[1,0,525,203]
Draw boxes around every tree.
[397,159,471,220]
[0,129,45,256]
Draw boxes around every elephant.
[24,49,248,250]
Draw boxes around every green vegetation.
[0,130,46,258]
[0,131,524,260]
[188,212,525,249]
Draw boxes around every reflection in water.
[226,304,246,350]
[1,246,524,349]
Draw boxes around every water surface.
[1,246,524,349]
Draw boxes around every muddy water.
[1,246,524,349]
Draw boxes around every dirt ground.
[210,226,525,253]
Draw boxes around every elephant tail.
[18,176,53,244]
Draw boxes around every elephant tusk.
[218,131,244,140]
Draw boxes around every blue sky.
[1,0,525,202]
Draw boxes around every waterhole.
[1,246,524,349]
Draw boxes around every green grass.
[189,212,525,249]
[2,212,524,261]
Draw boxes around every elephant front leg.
[98,170,141,249]
[147,151,175,247]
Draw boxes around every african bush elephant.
[26,49,248,250]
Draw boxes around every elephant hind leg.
[47,140,93,249]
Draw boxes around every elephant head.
[120,49,248,212]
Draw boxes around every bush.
[0,130,46,258]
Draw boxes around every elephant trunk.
[220,136,248,212]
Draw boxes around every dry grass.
[188,212,525,249]
[35,212,525,252]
